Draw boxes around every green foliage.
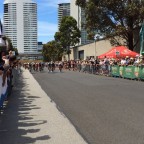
[12,48,19,56]
[0,36,14,54]
[76,0,144,51]
[6,36,19,55]
[66,49,71,55]
[5,36,14,52]
[75,0,87,7]
[42,40,64,62]
[54,16,81,60]
[0,36,6,52]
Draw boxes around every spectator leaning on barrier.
[109,58,114,66]
[89,57,95,74]
[125,56,130,65]
[113,59,118,65]
[95,58,100,74]
[0,56,6,108]
[104,56,110,73]
[134,55,140,65]
[120,57,126,66]
[77,60,81,72]
[139,56,144,65]
[8,50,17,86]
[142,57,144,65]
[128,57,135,65]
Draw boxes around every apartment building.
[58,3,70,30]
[3,0,38,54]
[70,0,93,45]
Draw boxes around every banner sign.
[139,66,144,80]
[111,65,120,76]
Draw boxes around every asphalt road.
[0,69,87,144]
[32,68,144,144]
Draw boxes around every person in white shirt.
[120,58,126,65]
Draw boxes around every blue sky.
[0,0,70,44]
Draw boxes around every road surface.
[32,68,144,144]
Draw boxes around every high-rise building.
[70,0,93,45]
[58,3,70,30]
[3,0,37,54]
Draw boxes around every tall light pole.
[94,39,96,59]
[94,34,100,60]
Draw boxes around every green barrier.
[111,65,120,77]
[134,66,140,79]
[139,66,144,80]
[119,66,124,77]
[123,66,135,79]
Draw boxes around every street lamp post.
[94,34,100,60]
[94,39,96,59]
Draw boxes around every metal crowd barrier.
[75,63,110,75]
[74,63,144,81]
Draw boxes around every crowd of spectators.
[22,54,144,76]
[57,55,144,75]
[0,50,17,111]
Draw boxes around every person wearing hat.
[139,56,144,65]
[125,56,130,65]
[120,57,126,66]
[134,56,141,65]
[128,57,134,65]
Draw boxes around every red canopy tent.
[98,46,139,59]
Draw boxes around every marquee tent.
[98,46,139,59]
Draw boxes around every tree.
[6,37,19,56]
[0,36,19,58]
[76,0,144,51]
[13,48,19,56]
[6,37,14,51]
[42,40,64,62]
[55,16,81,60]
[0,36,14,54]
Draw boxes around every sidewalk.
[0,69,87,144]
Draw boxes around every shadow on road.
[0,71,50,144]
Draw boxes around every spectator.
[0,57,5,107]
[134,56,141,65]
[128,57,135,65]
[139,56,144,65]
[120,57,126,66]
